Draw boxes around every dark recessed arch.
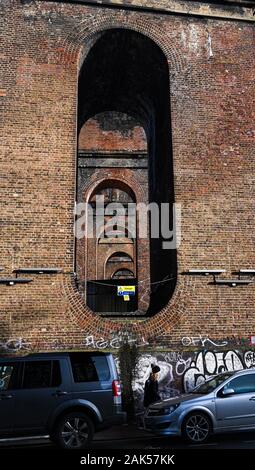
[112,269,135,280]
[106,252,134,264]
[89,178,136,204]
[76,27,177,316]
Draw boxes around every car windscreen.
[191,372,234,394]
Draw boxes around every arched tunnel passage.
[76,28,177,316]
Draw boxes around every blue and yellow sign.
[117,286,136,296]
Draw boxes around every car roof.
[209,368,255,381]
[192,368,255,389]
[231,368,255,376]
[0,351,111,362]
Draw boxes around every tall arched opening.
[76,28,177,316]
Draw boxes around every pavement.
[94,422,149,442]
[2,424,255,449]
[0,423,151,448]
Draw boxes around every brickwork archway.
[77,173,149,311]
[62,18,187,339]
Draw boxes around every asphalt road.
[1,431,255,449]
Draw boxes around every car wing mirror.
[222,388,235,396]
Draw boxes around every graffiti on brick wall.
[0,338,30,352]
[183,350,255,392]
[84,334,229,351]
[84,334,149,349]
[132,354,177,411]
[128,350,255,411]
[130,353,188,411]
[181,336,228,348]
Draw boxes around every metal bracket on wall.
[211,278,253,287]
[182,269,254,287]
[13,268,62,277]
[184,269,226,276]
[0,278,33,286]
[237,269,255,279]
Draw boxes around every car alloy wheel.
[183,412,211,444]
[55,412,93,449]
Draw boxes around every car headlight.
[148,404,180,416]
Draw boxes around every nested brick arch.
[80,172,148,274]
[82,173,145,206]
[104,252,135,280]
[106,252,134,266]
[97,225,135,281]
[112,268,134,279]
[78,172,148,306]
[87,179,137,205]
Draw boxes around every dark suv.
[0,351,126,448]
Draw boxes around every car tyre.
[182,412,212,444]
[53,411,94,449]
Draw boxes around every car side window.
[0,364,15,391]
[70,354,99,382]
[223,374,255,395]
[22,361,61,389]
[52,361,62,387]
[91,355,111,381]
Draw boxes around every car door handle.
[0,394,13,400]
[249,396,255,401]
[52,390,68,397]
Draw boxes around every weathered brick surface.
[79,113,147,151]
[0,0,254,353]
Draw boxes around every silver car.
[144,369,255,444]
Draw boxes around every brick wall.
[79,113,147,152]
[0,0,254,353]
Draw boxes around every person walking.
[143,364,161,408]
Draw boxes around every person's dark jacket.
[143,376,161,407]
